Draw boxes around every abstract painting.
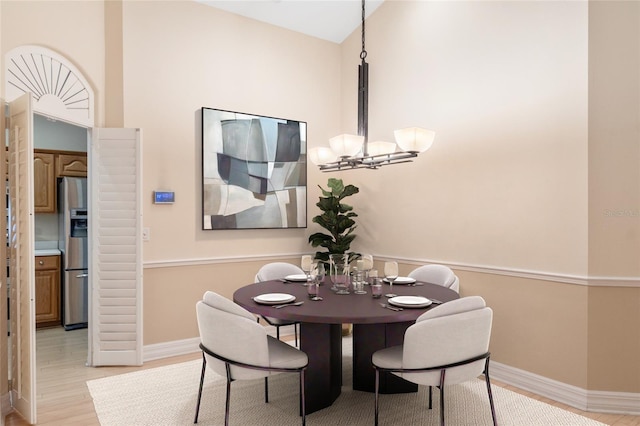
[201,107,307,230]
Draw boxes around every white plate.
[388,296,432,308]
[284,274,309,282]
[383,277,416,285]
[253,293,296,305]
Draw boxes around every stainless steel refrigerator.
[58,177,88,330]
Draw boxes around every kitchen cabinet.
[35,255,61,328]
[33,150,87,214]
[34,151,56,213]
[57,153,87,177]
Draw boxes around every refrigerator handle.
[76,273,89,278]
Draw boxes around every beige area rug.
[87,338,605,426]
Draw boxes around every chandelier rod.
[358,0,369,156]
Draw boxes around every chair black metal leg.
[264,377,269,403]
[194,354,207,424]
[374,369,380,426]
[276,325,280,340]
[224,363,232,426]
[429,386,433,409]
[294,323,298,347]
[439,370,446,426]
[484,357,498,426]
[300,369,306,426]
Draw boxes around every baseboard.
[490,361,640,415]
[587,389,640,415]
[1,391,12,421]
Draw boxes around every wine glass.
[384,261,399,298]
[301,255,313,285]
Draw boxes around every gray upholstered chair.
[255,262,305,346]
[372,296,496,426]
[407,264,460,293]
[194,291,308,426]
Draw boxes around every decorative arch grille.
[5,45,94,127]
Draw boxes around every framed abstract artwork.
[201,107,307,230]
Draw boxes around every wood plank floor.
[5,327,640,425]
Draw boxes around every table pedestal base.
[353,322,418,394]
[299,323,342,414]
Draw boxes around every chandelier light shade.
[394,127,436,153]
[308,147,338,165]
[367,141,397,156]
[311,0,436,172]
[329,134,365,158]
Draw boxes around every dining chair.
[372,296,497,426]
[255,262,304,346]
[194,291,308,426]
[407,264,460,293]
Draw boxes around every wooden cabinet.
[57,153,87,177]
[33,150,87,213]
[34,151,56,213]
[35,255,61,328]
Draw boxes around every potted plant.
[308,178,360,265]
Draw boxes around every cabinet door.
[35,256,61,328]
[35,269,60,327]
[57,153,87,177]
[34,151,56,213]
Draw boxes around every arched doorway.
[4,44,143,424]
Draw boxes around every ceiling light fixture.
[309,0,435,172]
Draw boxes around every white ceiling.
[196,0,385,44]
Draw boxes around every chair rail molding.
[142,254,640,288]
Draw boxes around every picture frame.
[201,107,307,230]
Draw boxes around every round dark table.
[234,279,459,414]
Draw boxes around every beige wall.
[343,1,589,276]
[588,1,640,278]
[121,0,341,262]
[1,0,639,397]
[587,1,640,393]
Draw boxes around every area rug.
[87,338,605,426]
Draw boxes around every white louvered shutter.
[89,128,143,366]
[8,94,37,424]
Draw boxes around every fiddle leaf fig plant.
[308,178,360,265]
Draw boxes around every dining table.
[233,277,459,414]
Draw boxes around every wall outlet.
[142,227,150,241]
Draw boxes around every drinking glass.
[308,263,323,301]
[301,255,313,285]
[371,277,383,299]
[361,254,374,284]
[353,265,367,294]
[384,261,399,298]
[330,254,350,295]
[316,262,326,286]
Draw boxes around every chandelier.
[308,0,435,172]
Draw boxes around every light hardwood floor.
[5,327,640,425]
